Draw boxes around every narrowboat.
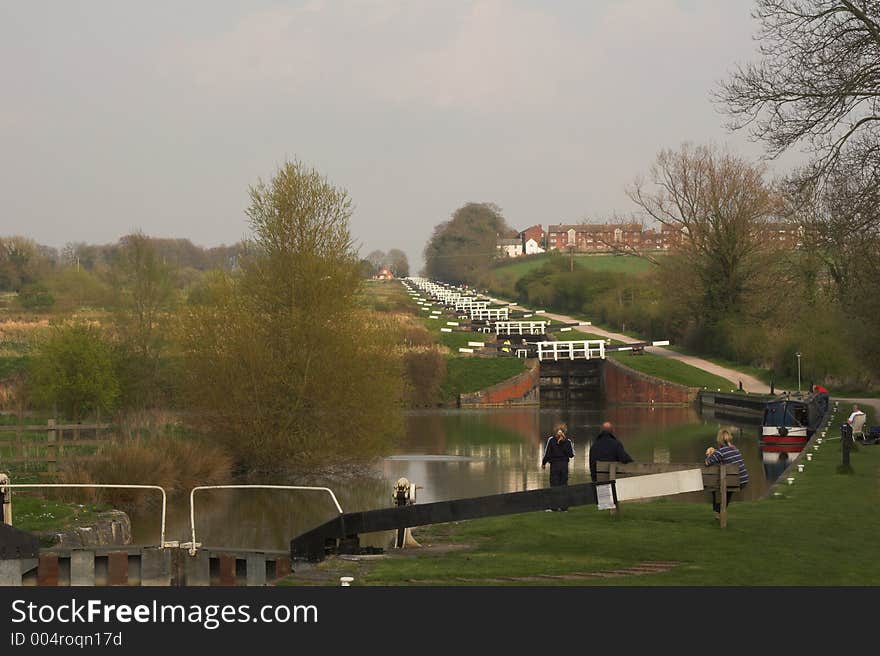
[760,392,827,451]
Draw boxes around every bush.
[57,435,233,509]
[403,348,447,406]
[17,284,55,311]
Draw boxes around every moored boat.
[760,392,826,448]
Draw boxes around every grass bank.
[10,494,107,534]
[439,357,526,403]
[292,425,880,585]
[489,254,656,295]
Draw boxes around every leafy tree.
[28,323,119,421]
[178,161,403,470]
[387,249,410,277]
[424,203,513,284]
[0,236,52,291]
[108,232,176,407]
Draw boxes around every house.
[375,267,394,280]
[496,238,523,258]
[546,221,684,252]
[523,238,544,255]
[519,225,545,248]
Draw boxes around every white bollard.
[340,576,354,587]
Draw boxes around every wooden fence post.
[719,464,728,529]
[46,419,56,474]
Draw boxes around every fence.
[0,416,112,474]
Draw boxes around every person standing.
[704,428,749,519]
[542,425,575,511]
[588,421,633,483]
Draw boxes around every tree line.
[2,162,405,474]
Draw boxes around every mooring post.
[841,423,852,468]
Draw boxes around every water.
[131,405,766,549]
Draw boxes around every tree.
[109,232,176,407]
[386,249,410,277]
[628,144,781,349]
[424,203,513,284]
[364,250,386,276]
[719,1,880,379]
[0,236,48,292]
[178,161,403,470]
[718,1,880,184]
[28,323,119,421]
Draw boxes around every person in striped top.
[705,428,749,518]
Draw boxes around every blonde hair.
[716,428,734,447]
[554,423,567,435]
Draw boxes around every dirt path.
[506,304,771,393]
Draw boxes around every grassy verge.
[611,352,736,390]
[290,433,880,585]
[10,494,107,534]
[439,357,526,402]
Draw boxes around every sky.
[0,1,803,269]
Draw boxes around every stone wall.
[36,510,131,549]
[459,359,540,406]
[603,357,698,405]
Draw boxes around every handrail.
[187,485,343,555]
[535,340,606,361]
[2,483,167,547]
[494,321,547,335]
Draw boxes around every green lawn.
[290,417,880,585]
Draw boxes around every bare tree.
[717,1,880,180]
[628,144,781,333]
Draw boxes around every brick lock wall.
[603,358,698,405]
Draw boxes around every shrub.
[57,436,233,509]
[403,348,447,406]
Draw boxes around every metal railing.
[1,482,168,547]
[187,485,343,555]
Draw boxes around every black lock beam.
[291,482,600,562]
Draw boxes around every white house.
[524,238,544,255]
[497,238,523,258]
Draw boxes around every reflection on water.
[132,404,767,550]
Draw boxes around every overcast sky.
[0,1,801,268]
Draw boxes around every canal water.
[132,405,767,549]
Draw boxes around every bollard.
[841,423,853,468]
[340,576,354,587]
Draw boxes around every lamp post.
[796,352,801,393]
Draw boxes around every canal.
[132,404,767,549]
